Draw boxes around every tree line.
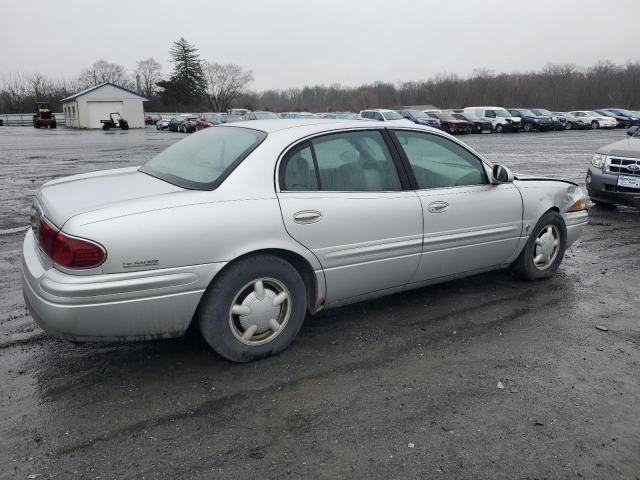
[1,38,639,115]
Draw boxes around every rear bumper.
[22,229,225,342]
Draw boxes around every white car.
[359,109,413,124]
[155,115,174,130]
[568,111,617,129]
[463,107,522,133]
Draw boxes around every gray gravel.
[1,126,639,479]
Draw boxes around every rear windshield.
[139,126,266,190]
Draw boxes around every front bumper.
[586,166,640,207]
[22,229,225,342]
[563,210,589,248]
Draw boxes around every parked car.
[182,118,213,133]
[594,110,630,128]
[553,112,589,130]
[144,115,155,126]
[359,109,411,123]
[463,107,521,133]
[167,114,194,132]
[568,111,617,129]
[22,121,587,362]
[451,113,492,133]
[155,115,175,131]
[323,112,358,119]
[280,112,318,119]
[427,112,473,134]
[599,108,640,127]
[244,111,281,120]
[177,116,200,133]
[507,109,553,132]
[530,109,565,130]
[398,109,441,129]
[586,125,640,207]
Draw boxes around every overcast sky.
[2,0,639,90]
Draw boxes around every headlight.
[591,153,606,168]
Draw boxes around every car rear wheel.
[591,121,599,129]
[198,254,307,362]
[523,123,532,132]
[495,123,504,133]
[565,122,572,130]
[511,211,567,281]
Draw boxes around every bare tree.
[135,58,162,97]
[204,62,254,112]
[78,59,132,89]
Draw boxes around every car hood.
[37,167,184,228]
[597,137,640,158]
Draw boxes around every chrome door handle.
[427,201,449,213]
[293,210,322,224]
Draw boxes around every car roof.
[218,118,431,134]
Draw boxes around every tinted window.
[393,131,488,189]
[140,127,266,190]
[484,110,496,118]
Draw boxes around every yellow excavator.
[33,102,57,128]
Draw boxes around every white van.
[463,106,521,133]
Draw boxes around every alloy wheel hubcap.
[229,278,291,345]
[533,225,560,270]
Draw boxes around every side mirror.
[627,126,639,136]
[492,164,514,183]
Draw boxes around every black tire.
[523,122,532,132]
[102,124,110,131]
[121,122,129,130]
[565,122,572,130]
[198,254,307,362]
[511,210,567,281]
[50,122,56,129]
[495,123,504,133]
[591,121,599,129]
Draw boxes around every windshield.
[381,111,403,120]
[493,109,512,118]
[613,109,634,116]
[586,111,601,117]
[254,112,279,119]
[438,113,457,121]
[405,110,430,118]
[140,127,267,190]
[519,110,536,116]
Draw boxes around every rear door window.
[280,130,402,192]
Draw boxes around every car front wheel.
[495,124,504,133]
[591,121,599,129]
[198,254,307,362]
[511,211,567,281]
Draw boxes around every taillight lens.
[36,218,106,268]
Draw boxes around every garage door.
[88,101,124,129]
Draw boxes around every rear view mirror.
[627,126,639,136]
[492,164,514,183]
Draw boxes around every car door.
[276,129,423,304]
[390,129,523,282]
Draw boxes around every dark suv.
[508,109,552,132]
[586,126,640,207]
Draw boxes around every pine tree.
[168,37,207,101]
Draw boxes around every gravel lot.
[1,126,639,479]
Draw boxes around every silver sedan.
[22,120,588,362]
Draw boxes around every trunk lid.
[37,167,183,227]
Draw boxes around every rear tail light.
[36,218,106,268]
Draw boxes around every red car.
[428,112,473,134]
[144,115,155,126]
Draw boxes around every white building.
[61,83,147,129]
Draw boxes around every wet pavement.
[1,126,639,479]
